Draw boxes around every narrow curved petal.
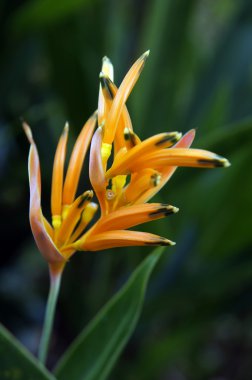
[74,230,174,251]
[99,74,113,126]
[98,56,114,125]
[23,123,65,265]
[92,203,178,233]
[103,51,150,145]
[89,127,107,214]
[123,169,161,204]
[56,191,93,247]
[63,112,97,205]
[68,202,98,244]
[43,216,54,239]
[106,131,182,178]
[51,123,69,220]
[130,148,230,171]
[99,74,134,154]
[133,129,196,203]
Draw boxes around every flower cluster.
[24,51,230,274]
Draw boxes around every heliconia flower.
[24,51,230,274]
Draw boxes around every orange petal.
[123,169,161,204]
[135,129,196,204]
[99,74,135,155]
[130,148,230,171]
[99,74,114,126]
[63,112,97,206]
[98,56,114,125]
[106,131,182,178]
[103,51,150,145]
[68,202,98,243]
[51,123,69,222]
[120,127,141,151]
[89,127,107,214]
[92,203,178,233]
[43,216,54,239]
[23,123,65,265]
[56,190,93,247]
[74,230,175,251]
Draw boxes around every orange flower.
[24,51,230,274]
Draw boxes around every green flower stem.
[38,269,62,365]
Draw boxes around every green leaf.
[0,323,56,380]
[54,247,164,380]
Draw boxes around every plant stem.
[38,269,62,365]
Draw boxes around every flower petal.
[63,112,97,206]
[68,202,98,244]
[23,123,65,265]
[73,230,175,251]
[103,51,150,145]
[98,56,114,125]
[89,127,107,215]
[99,74,134,146]
[106,131,182,179]
[56,190,93,247]
[123,169,161,204]
[129,148,230,171]
[51,122,69,224]
[133,129,195,203]
[92,203,178,233]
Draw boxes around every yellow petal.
[23,122,65,266]
[63,112,97,206]
[51,122,69,222]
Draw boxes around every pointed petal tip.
[165,205,179,215]
[143,50,150,58]
[101,56,114,81]
[155,131,182,147]
[22,121,34,144]
[64,121,69,133]
[223,158,231,168]
[159,238,176,246]
[188,129,196,138]
[198,155,231,168]
[160,204,179,214]
[187,129,196,138]
[102,55,111,63]
[139,50,150,63]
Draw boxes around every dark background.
[1,0,252,379]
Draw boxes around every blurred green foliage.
[1,0,252,379]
